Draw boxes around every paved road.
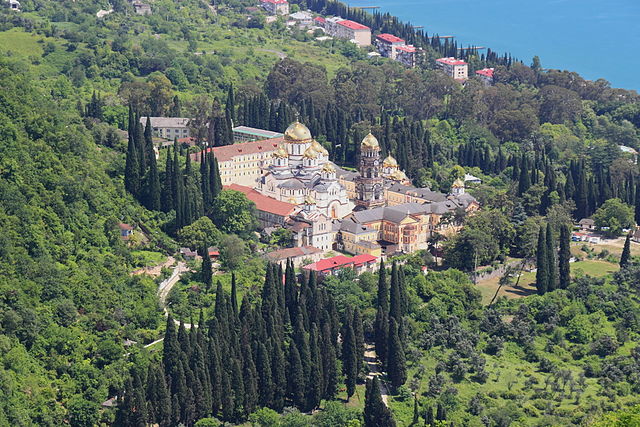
[364,343,390,406]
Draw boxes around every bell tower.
[355,133,385,209]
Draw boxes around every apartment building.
[260,0,289,15]
[324,17,371,46]
[139,117,190,139]
[436,57,469,80]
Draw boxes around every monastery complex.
[194,121,479,258]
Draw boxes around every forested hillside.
[0,57,165,425]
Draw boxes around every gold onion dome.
[322,162,336,173]
[303,145,319,159]
[391,169,408,181]
[272,145,288,159]
[452,178,465,188]
[361,133,380,149]
[284,121,312,143]
[383,155,398,168]
[311,139,329,156]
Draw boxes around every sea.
[347,0,640,92]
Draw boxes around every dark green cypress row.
[536,226,548,295]
[342,310,358,400]
[546,223,557,291]
[125,124,141,197]
[387,317,407,389]
[162,145,174,211]
[305,324,323,411]
[389,262,402,321]
[287,343,306,409]
[353,307,365,376]
[256,342,274,408]
[321,323,338,400]
[242,344,259,416]
[558,224,571,289]
[270,339,287,412]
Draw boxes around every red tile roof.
[225,184,297,217]
[377,33,404,44]
[304,254,377,272]
[262,0,288,4]
[337,20,370,31]
[191,137,284,162]
[437,57,467,66]
[314,16,325,23]
[177,137,196,145]
[475,68,495,78]
[118,223,134,231]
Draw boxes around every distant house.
[303,254,377,276]
[632,228,640,243]
[118,223,134,240]
[324,17,371,46]
[208,247,220,261]
[132,1,151,15]
[180,247,198,260]
[313,16,325,27]
[289,11,313,27]
[436,57,468,81]
[619,145,639,164]
[475,68,495,86]
[7,0,20,11]
[260,0,289,15]
[140,117,191,140]
[578,218,596,231]
[464,173,482,184]
[264,245,323,267]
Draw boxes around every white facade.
[436,57,469,80]
[140,117,190,139]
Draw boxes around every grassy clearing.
[131,250,167,267]
[475,260,619,305]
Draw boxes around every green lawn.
[131,250,167,268]
[476,260,619,305]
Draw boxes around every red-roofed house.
[118,223,134,240]
[475,68,495,86]
[225,184,298,227]
[325,17,371,46]
[260,0,288,15]
[313,16,326,27]
[436,57,469,80]
[191,137,284,186]
[376,33,405,59]
[396,45,419,67]
[303,254,377,276]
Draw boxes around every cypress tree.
[342,311,358,400]
[162,145,174,211]
[518,154,531,196]
[125,127,141,197]
[242,345,259,416]
[287,343,306,409]
[375,306,389,369]
[558,224,571,288]
[425,406,435,426]
[387,318,407,389]
[321,323,338,400]
[201,249,212,289]
[389,262,402,321]
[412,395,420,425]
[271,340,287,411]
[436,403,447,421]
[621,234,631,268]
[353,308,365,375]
[230,272,238,317]
[576,171,588,219]
[536,226,548,295]
[377,260,388,312]
[145,149,161,211]
[363,377,395,427]
[306,325,323,411]
[256,342,274,408]
[546,223,557,291]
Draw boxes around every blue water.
[347,0,640,91]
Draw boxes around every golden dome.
[322,162,336,173]
[383,155,398,168]
[304,194,316,205]
[284,121,312,143]
[311,139,329,156]
[390,169,408,181]
[272,145,288,159]
[303,146,318,159]
[452,178,465,188]
[361,133,380,150]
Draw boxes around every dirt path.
[131,256,176,277]
[364,343,390,406]
[258,48,287,59]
